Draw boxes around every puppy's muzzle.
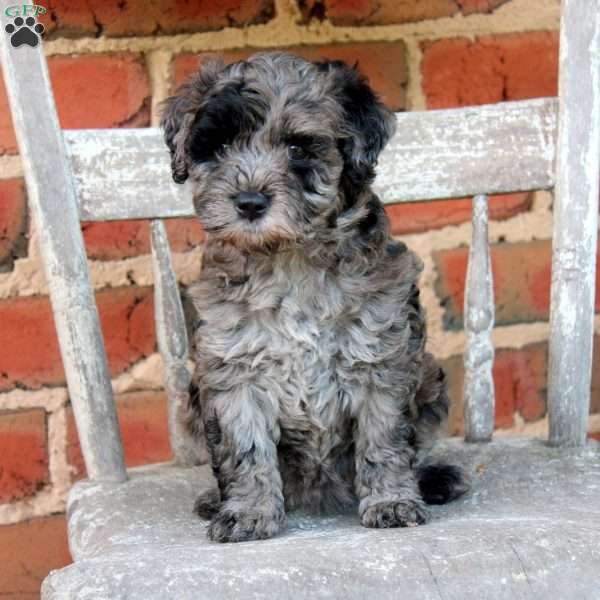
[233,191,271,222]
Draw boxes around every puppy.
[161,52,468,543]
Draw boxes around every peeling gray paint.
[44,439,600,599]
[63,98,558,223]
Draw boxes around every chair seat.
[42,438,600,600]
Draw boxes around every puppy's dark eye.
[288,145,307,161]
[219,143,230,153]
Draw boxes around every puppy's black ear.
[160,57,224,184]
[317,60,396,188]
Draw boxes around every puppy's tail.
[417,463,470,505]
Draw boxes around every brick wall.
[1,0,599,596]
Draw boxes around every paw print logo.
[5,16,45,48]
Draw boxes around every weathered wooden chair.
[2,0,599,597]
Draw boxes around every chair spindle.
[463,194,496,442]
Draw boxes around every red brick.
[39,0,274,37]
[173,42,408,110]
[82,217,204,261]
[433,240,600,329]
[456,0,509,13]
[299,0,510,25]
[494,345,547,427]
[444,343,546,433]
[164,218,206,252]
[67,390,172,480]
[421,32,559,109]
[442,354,464,436]
[1,53,150,154]
[49,53,150,129]
[0,287,155,391]
[0,409,48,502]
[103,287,155,373]
[0,178,28,270]
[386,192,531,235]
[0,514,71,599]
[174,51,251,89]
[82,220,149,261]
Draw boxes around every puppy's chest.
[225,266,355,421]
[200,257,398,426]
[257,275,352,426]
[250,270,344,369]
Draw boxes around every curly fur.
[161,52,468,543]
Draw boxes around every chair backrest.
[1,0,598,482]
[63,98,557,221]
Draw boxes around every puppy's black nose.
[233,191,271,221]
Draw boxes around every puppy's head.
[161,52,395,249]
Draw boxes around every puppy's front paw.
[207,504,286,543]
[360,498,428,529]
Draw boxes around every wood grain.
[547,0,600,447]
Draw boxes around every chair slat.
[376,98,557,202]
[0,10,126,482]
[547,0,600,447]
[463,195,495,442]
[64,98,558,222]
[67,128,191,221]
[149,220,199,465]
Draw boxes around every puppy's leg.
[354,389,427,528]
[203,389,286,543]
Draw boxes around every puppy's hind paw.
[360,498,428,529]
[207,505,286,543]
[194,488,222,519]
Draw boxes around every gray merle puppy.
[161,51,468,543]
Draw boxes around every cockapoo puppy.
[161,51,468,543]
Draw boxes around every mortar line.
[46,406,72,503]
[146,49,174,126]
[403,37,426,111]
